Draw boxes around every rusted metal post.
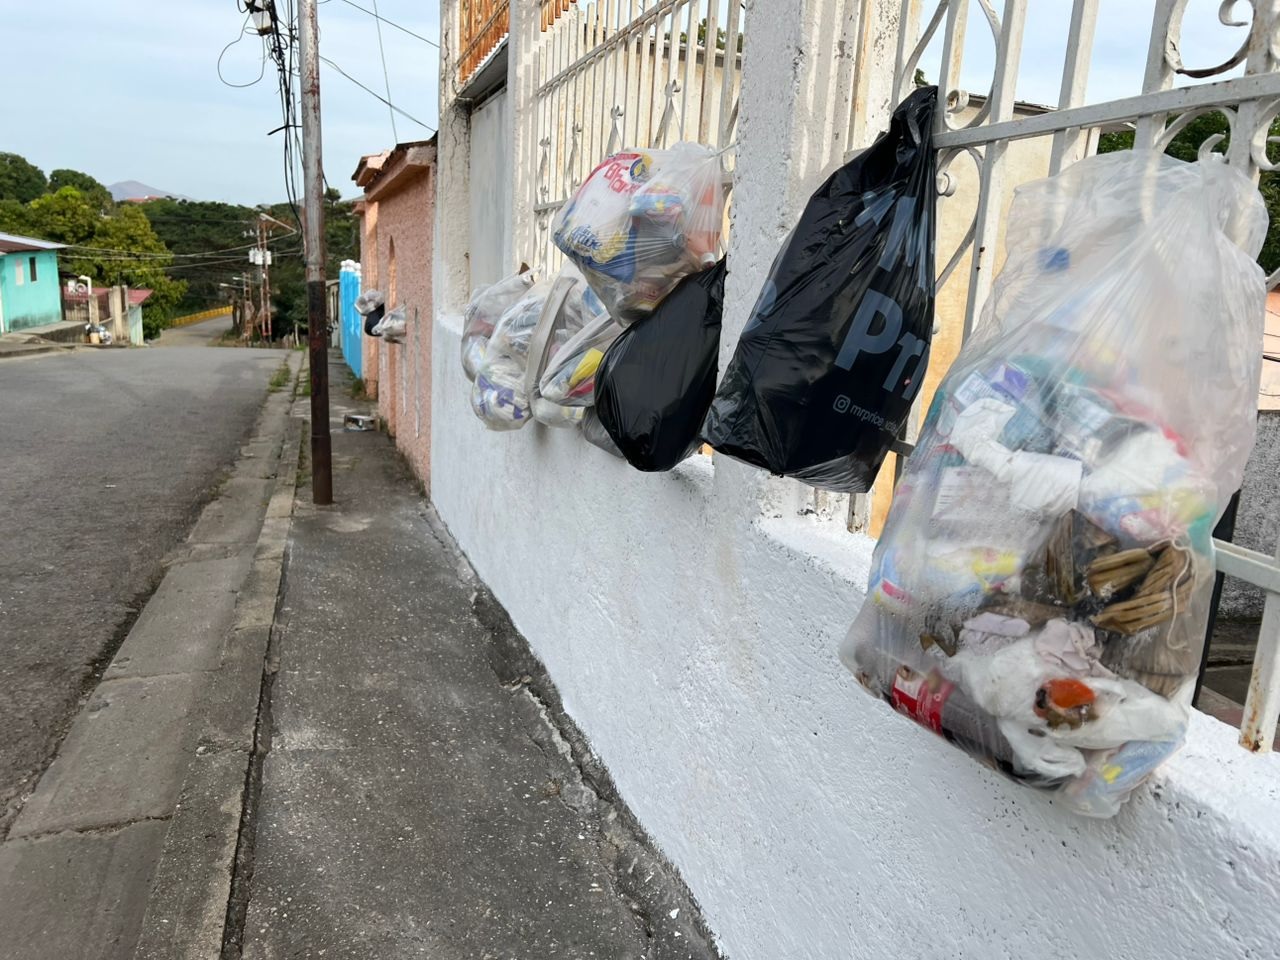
[299,0,333,504]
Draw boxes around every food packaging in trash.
[462,268,535,381]
[356,289,386,337]
[552,142,724,323]
[525,263,619,428]
[470,281,551,431]
[839,150,1267,816]
[595,259,726,472]
[701,87,938,492]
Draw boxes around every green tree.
[0,153,47,203]
[47,169,113,212]
[141,198,259,314]
[1098,111,1280,274]
[20,187,100,246]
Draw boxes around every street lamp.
[245,0,275,35]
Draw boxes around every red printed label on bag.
[890,668,954,734]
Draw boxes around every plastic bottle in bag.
[702,87,938,492]
[462,268,535,381]
[840,150,1268,816]
[553,143,724,323]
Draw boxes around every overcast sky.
[1,1,1244,206]
[4,0,440,205]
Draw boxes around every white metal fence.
[529,0,744,272]
[847,0,1280,752]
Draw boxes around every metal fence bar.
[697,0,719,142]
[719,2,741,144]
[1047,0,1099,174]
[957,1,1025,337]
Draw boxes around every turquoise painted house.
[0,232,66,333]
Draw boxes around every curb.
[0,344,75,361]
[131,352,304,960]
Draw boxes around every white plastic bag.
[840,152,1267,816]
[552,142,723,323]
[524,263,619,428]
[371,305,406,343]
[470,281,551,431]
[461,270,535,381]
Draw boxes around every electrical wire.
[370,0,399,142]
[65,227,296,260]
[217,14,269,88]
[331,0,438,48]
[318,55,436,131]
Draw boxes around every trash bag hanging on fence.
[524,263,619,428]
[356,289,386,337]
[595,259,727,472]
[470,281,551,431]
[701,86,939,492]
[462,268,534,381]
[372,306,407,343]
[553,143,724,324]
[839,150,1268,817]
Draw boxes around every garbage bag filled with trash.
[371,305,406,343]
[552,142,723,324]
[840,151,1267,817]
[595,259,726,471]
[470,281,550,431]
[702,87,938,492]
[526,263,619,429]
[461,268,535,381]
[356,289,386,337]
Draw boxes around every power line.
[66,227,297,260]
[318,55,436,131]
[331,0,438,48]
[217,13,269,88]
[370,0,398,142]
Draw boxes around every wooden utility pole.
[298,0,333,504]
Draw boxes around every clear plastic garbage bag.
[839,151,1267,817]
[462,269,535,381]
[526,264,620,428]
[470,281,551,431]
[553,142,724,324]
[371,305,406,343]
[702,87,938,492]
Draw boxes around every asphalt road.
[0,322,283,833]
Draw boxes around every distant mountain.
[107,180,190,202]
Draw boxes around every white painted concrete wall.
[433,2,1280,957]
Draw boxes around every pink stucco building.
[353,138,436,487]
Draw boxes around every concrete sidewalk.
[231,366,718,959]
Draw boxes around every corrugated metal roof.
[0,231,66,253]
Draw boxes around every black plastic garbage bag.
[701,86,938,492]
[595,259,727,472]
